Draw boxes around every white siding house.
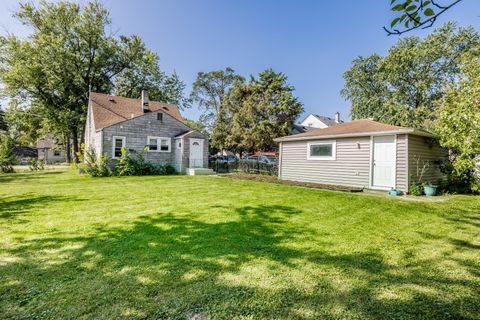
[275,119,447,192]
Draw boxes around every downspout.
[405,134,409,192]
[278,142,283,179]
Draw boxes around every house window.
[157,113,163,121]
[307,140,336,160]
[147,136,171,152]
[112,136,126,158]
[53,150,61,156]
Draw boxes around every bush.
[83,147,176,177]
[116,147,136,176]
[409,183,424,196]
[0,134,18,173]
[84,148,112,177]
[28,158,45,171]
[439,159,479,194]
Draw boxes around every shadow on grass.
[0,171,66,184]
[0,193,83,222]
[1,204,479,319]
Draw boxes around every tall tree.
[3,100,45,145]
[435,47,480,187]
[223,69,303,154]
[385,0,463,35]
[114,47,189,109]
[342,23,479,130]
[0,1,185,162]
[190,68,244,133]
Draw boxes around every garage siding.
[280,137,371,188]
[408,135,448,186]
[396,134,408,191]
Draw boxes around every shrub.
[439,159,479,194]
[84,148,112,177]
[0,134,18,173]
[163,164,176,175]
[409,183,424,196]
[82,147,177,177]
[28,158,45,171]
[116,147,137,176]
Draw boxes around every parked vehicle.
[245,154,277,165]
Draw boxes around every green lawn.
[1,171,479,320]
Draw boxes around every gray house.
[274,119,447,192]
[37,134,67,164]
[84,91,210,174]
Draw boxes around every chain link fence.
[209,158,278,176]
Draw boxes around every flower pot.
[423,185,437,196]
[389,188,403,196]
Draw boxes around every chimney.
[141,90,149,113]
[335,112,341,123]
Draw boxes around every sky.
[0,0,479,122]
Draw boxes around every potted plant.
[423,182,438,196]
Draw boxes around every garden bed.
[220,173,364,192]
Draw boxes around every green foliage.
[342,23,479,130]
[438,160,479,194]
[28,158,45,171]
[114,52,189,109]
[190,67,245,150]
[84,147,176,177]
[385,0,463,35]
[0,109,7,131]
[84,148,112,177]
[3,101,45,145]
[0,1,186,161]
[435,48,480,187]
[0,134,18,173]
[116,147,136,176]
[408,183,424,196]
[223,69,304,153]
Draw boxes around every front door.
[189,138,204,168]
[372,136,396,188]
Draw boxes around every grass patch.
[0,171,479,319]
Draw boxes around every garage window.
[307,140,336,160]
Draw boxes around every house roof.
[175,130,196,139]
[275,119,433,142]
[89,92,183,130]
[302,114,344,126]
[36,133,56,149]
[291,124,317,133]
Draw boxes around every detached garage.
[274,119,448,192]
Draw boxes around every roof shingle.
[89,92,183,130]
[277,119,432,141]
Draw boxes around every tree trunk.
[72,127,79,163]
[66,135,72,163]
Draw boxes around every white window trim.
[147,136,171,153]
[307,140,336,160]
[112,136,126,159]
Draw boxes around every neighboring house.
[290,124,317,135]
[299,112,344,129]
[275,119,448,192]
[84,91,209,174]
[37,134,67,164]
[12,146,38,165]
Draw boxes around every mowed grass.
[0,171,479,320]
